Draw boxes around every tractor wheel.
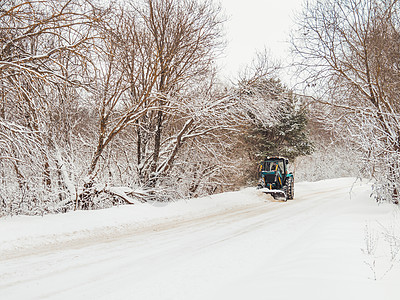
[286,177,294,200]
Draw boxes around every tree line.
[5,0,399,215]
[0,0,311,215]
[292,0,400,204]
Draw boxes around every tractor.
[257,157,294,201]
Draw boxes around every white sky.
[217,0,304,84]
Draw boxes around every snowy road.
[1,178,399,299]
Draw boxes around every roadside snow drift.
[1,178,399,300]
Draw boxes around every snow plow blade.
[258,188,287,200]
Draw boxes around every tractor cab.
[259,158,288,175]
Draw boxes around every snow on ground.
[1,177,399,300]
[0,187,270,258]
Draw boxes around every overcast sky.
[217,0,304,83]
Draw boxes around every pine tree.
[255,95,312,160]
[246,85,313,162]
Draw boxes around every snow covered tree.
[0,0,104,214]
[234,75,312,182]
[292,0,400,203]
[111,0,225,188]
[248,90,312,161]
[69,0,234,204]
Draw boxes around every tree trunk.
[89,141,104,178]
[149,109,163,187]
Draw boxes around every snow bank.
[0,186,267,257]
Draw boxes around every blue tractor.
[257,157,294,201]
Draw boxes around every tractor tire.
[286,176,294,200]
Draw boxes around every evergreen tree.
[242,78,313,162]
[237,77,313,184]
[252,93,313,161]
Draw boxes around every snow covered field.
[1,178,399,300]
